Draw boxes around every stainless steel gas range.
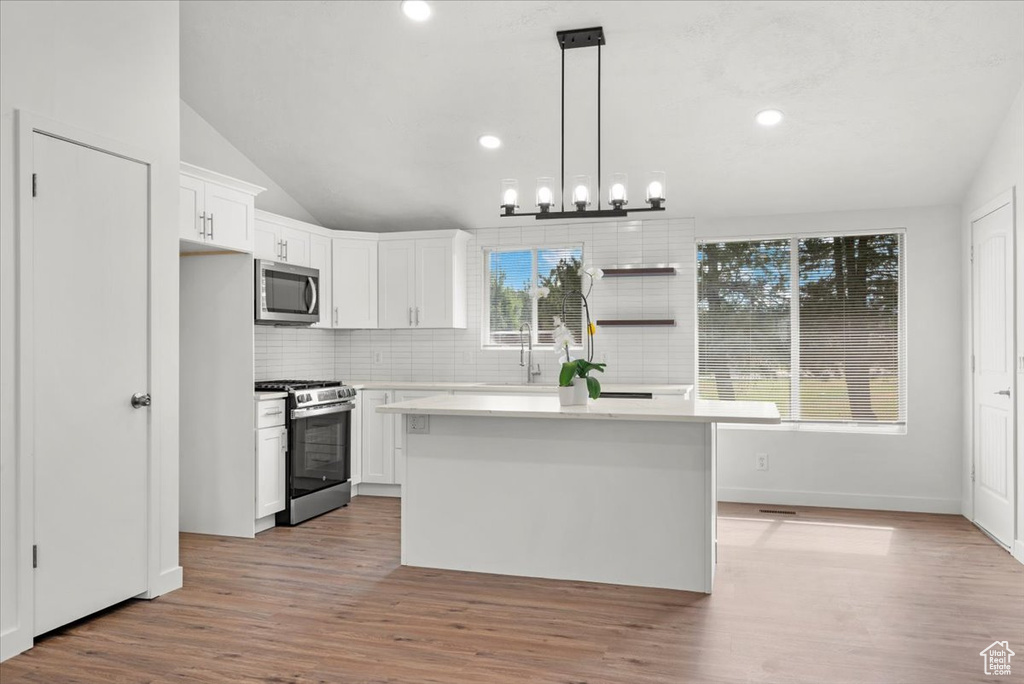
[254,380,357,525]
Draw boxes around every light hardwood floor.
[2,498,1021,683]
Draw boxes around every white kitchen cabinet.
[256,425,287,519]
[179,163,264,253]
[378,232,469,329]
[360,390,395,484]
[332,237,378,328]
[255,215,311,266]
[378,239,415,328]
[309,233,333,328]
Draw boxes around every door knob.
[131,392,152,409]
[995,389,1011,397]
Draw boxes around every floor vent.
[759,508,796,515]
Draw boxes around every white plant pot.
[558,377,590,407]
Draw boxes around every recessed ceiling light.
[756,109,784,126]
[478,135,502,149]
[401,0,431,22]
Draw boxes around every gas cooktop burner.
[255,379,343,391]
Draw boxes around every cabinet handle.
[263,409,282,416]
[283,240,289,261]
[208,213,214,241]
[334,306,339,327]
[415,307,420,326]
[199,211,207,238]
[276,240,282,259]
[408,307,413,326]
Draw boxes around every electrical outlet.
[373,351,383,365]
[408,414,429,434]
[755,453,769,471]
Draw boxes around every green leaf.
[575,360,606,377]
[586,375,602,400]
[559,361,578,387]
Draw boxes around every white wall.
[700,206,964,514]
[0,0,181,661]
[181,100,320,225]
[960,84,1023,557]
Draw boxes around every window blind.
[486,246,583,347]
[697,232,905,425]
[798,234,904,423]
[697,240,793,418]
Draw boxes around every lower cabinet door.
[256,425,287,518]
[360,391,395,484]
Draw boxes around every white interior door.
[32,132,150,635]
[972,200,1015,548]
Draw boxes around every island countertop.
[377,393,780,424]
[351,380,693,396]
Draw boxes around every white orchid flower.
[579,263,604,281]
[551,315,574,361]
[529,284,551,300]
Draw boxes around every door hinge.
[971,464,976,483]
[32,544,38,568]
[970,245,973,262]
[971,355,975,373]
[31,173,37,198]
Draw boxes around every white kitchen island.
[378,394,780,594]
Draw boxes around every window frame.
[481,244,585,350]
[694,228,908,431]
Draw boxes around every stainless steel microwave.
[255,260,320,325]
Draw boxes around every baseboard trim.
[353,483,401,498]
[0,625,32,663]
[718,487,962,514]
[1013,540,1024,565]
[137,565,183,599]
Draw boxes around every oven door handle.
[291,402,354,420]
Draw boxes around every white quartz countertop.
[377,393,780,424]
[254,391,288,401]
[351,381,693,395]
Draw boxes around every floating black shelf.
[601,266,677,277]
[596,319,676,327]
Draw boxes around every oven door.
[288,402,352,498]
[256,259,319,325]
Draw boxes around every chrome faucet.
[519,323,542,384]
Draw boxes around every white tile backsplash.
[253,218,697,385]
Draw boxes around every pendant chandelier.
[499,26,666,221]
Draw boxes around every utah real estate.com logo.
[980,641,1014,676]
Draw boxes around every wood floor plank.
[1,498,1021,683]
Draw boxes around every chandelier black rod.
[597,40,601,212]
[561,46,565,213]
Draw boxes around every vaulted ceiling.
[181,1,1024,231]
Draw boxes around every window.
[697,232,905,425]
[485,246,583,347]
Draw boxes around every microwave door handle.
[307,277,317,315]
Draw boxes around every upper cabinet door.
[179,175,206,243]
[279,227,310,267]
[415,239,454,328]
[254,220,281,262]
[378,240,416,328]
[204,183,255,253]
[309,234,332,328]
[333,238,378,329]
